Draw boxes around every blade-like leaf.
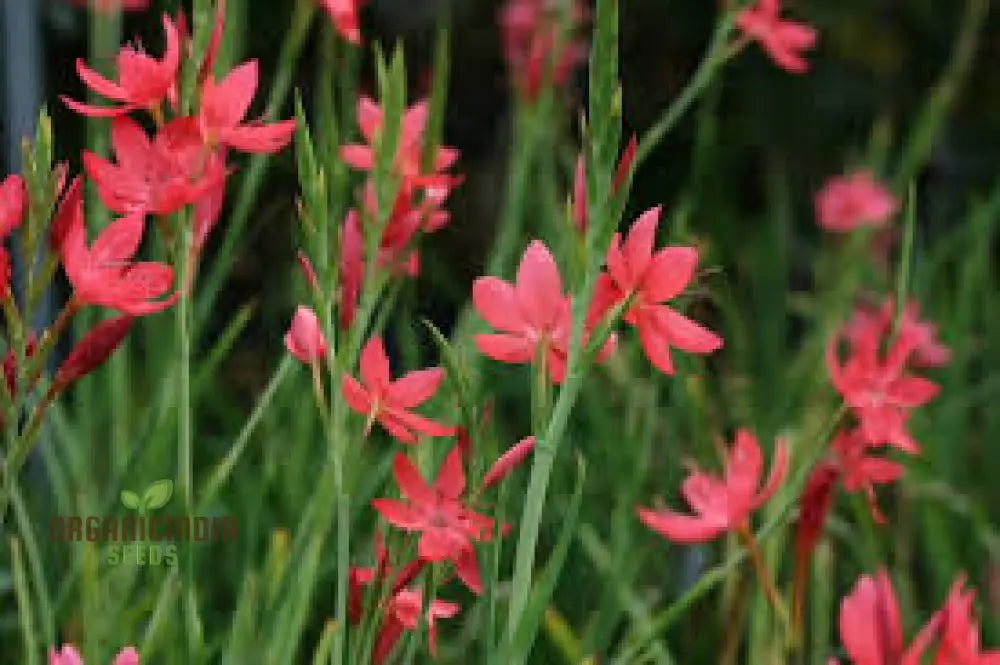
[496,455,588,665]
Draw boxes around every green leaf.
[142,479,175,511]
[421,318,476,427]
[120,490,141,510]
[496,455,588,665]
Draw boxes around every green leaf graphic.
[142,479,174,511]
[120,490,140,510]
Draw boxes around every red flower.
[0,174,25,295]
[284,306,327,364]
[61,14,180,117]
[827,324,939,454]
[597,206,722,375]
[933,576,1000,664]
[637,428,787,543]
[833,570,938,665]
[831,427,903,524]
[318,0,366,45]
[341,335,455,443]
[334,181,456,311]
[60,187,177,315]
[371,589,460,665]
[736,0,817,74]
[473,240,573,383]
[83,116,216,216]
[499,0,587,99]
[340,96,460,192]
[844,298,950,369]
[198,61,296,154]
[482,436,536,490]
[815,171,898,232]
[372,446,493,594]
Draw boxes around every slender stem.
[893,185,917,334]
[631,10,739,173]
[26,296,80,385]
[736,524,790,628]
[505,325,590,639]
[177,222,197,662]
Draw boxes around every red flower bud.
[52,316,134,393]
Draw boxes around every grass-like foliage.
[2,0,999,663]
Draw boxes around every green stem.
[893,185,917,334]
[177,223,198,662]
[505,286,593,640]
[329,346,349,665]
[631,10,739,173]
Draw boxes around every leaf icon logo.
[120,479,174,515]
[120,490,141,510]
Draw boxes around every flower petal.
[636,506,726,543]
[340,374,372,415]
[515,241,563,330]
[642,245,699,303]
[391,453,434,505]
[434,446,465,500]
[387,368,443,408]
[473,276,526,333]
[621,206,661,281]
[359,335,392,391]
[475,333,535,364]
[371,498,425,530]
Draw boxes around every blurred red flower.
[637,428,787,543]
[815,171,898,232]
[318,0,366,45]
[737,0,817,75]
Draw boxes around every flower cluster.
[824,297,946,514]
[62,8,293,274]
